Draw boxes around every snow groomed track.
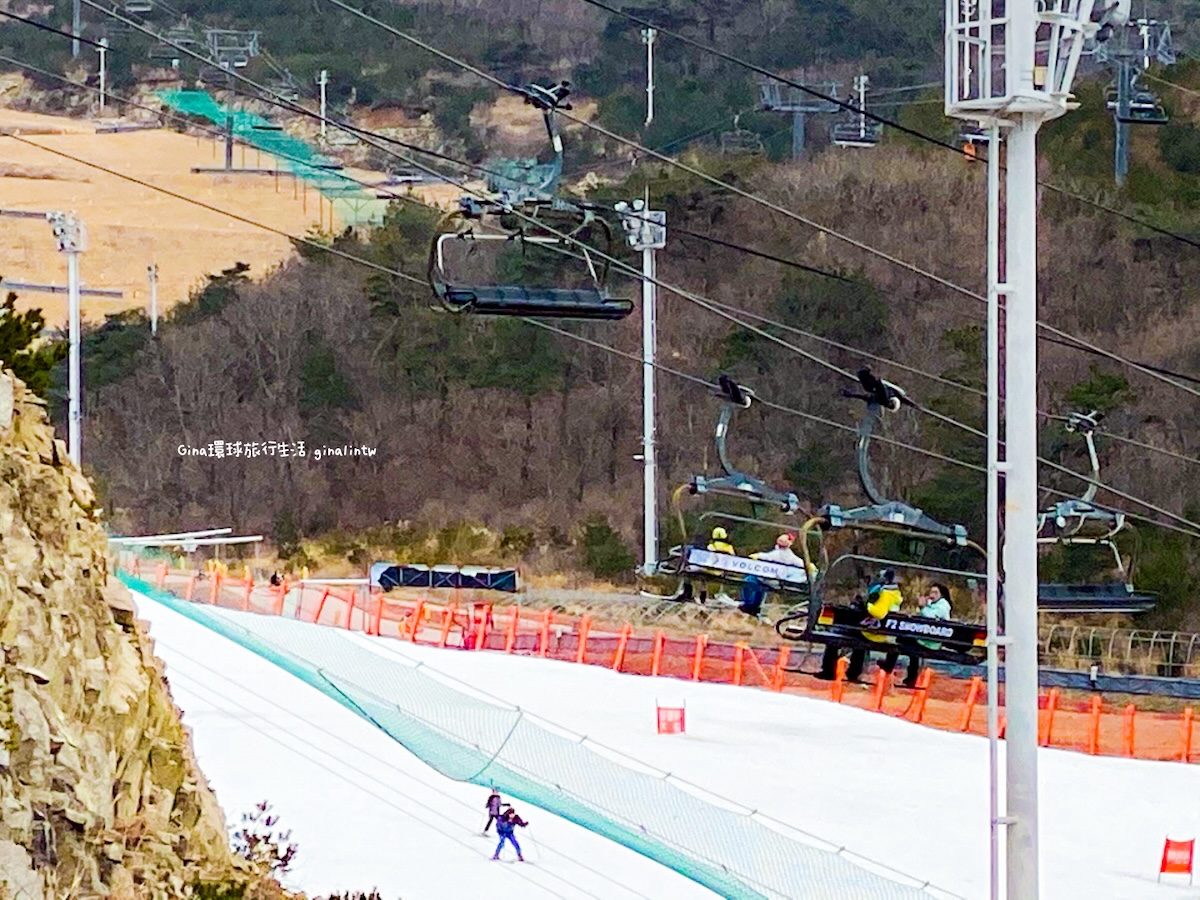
[123,574,954,900]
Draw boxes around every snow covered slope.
[136,592,716,900]
[135,589,1200,900]
[341,633,1200,900]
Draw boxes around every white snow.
[133,590,1200,900]
[134,591,716,900]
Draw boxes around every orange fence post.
[832,656,848,703]
[651,630,666,677]
[732,643,745,686]
[691,634,708,682]
[1039,689,1060,747]
[745,647,770,687]
[315,589,331,625]
[1181,708,1194,763]
[184,574,196,603]
[1087,696,1102,755]
[772,646,790,692]
[344,589,357,630]
[871,668,888,712]
[575,615,592,664]
[1123,704,1136,757]
[538,610,553,657]
[409,600,426,643]
[208,572,221,605]
[473,604,491,651]
[958,676,982,732]
[910,668,933,723]
[613,623,631,672]
[438,604,457,649]
[504,607,519,654]
[372,593,385,636]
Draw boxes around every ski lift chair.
[831,120,883,148]
[124,0,153,13]
[774,368,988,664]
[648,377,807,608]
[428,81,633,320]
[1036,411,1156,614]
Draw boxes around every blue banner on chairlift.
[373,563,518,593]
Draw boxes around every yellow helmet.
[712,527,728,540]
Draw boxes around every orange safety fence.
[124,558,1200,767]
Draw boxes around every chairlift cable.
[573,0,1200,259]
[66,8,1200,492]
[301,0,1200,404]
[0,10,112,50]
[16,125,1199,542]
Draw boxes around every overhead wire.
[28,5,1200,408]
[303,0,1200,403]
[21,12,1200,536]
[0,9,110,49]
[10,120,1199,539]
[573,0,1200,259]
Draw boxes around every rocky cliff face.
[0,372,246,899]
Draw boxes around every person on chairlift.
[736,533,813,618]
[702,527,736,605]
[818,568,905,682]
[879,582,953,688]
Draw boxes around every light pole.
[641,28,656,127]
[98,38,109,114]
[617,196,667,575]
[147,263,158,336]
[318,69,329,139]
[47,212,87,467]
[945,0,1114,896]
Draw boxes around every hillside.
[0,369,250,897]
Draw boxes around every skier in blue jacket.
[492,808,528,862]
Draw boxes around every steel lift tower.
[1094,17,1174,184]
[945,0,1127,896]
[203,29,261,171]
[759,79,841,160]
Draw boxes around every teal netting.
[158,89,384,225]
[121,574,955,900]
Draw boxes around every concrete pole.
[319,70,329,139]
[641,237,657,573]
[642,28,656,127]
[72,0,81,59]
[986,123,1008,900]
[1004,114,1041,900]
[148,263,158,336]
[67,250,81,467]
[98,39,108,115]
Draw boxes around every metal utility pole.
[98,38,109,114]
[758,80,840,160]
[946,0,1107,895]
[617,196,667,575]
[47,212,87,467]
[147,263,158,336]
[72,0,82,59]
[318,69,329,139]
[985,125,1007,900]
[641,28,657,127]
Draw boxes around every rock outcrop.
[0,371,246,899]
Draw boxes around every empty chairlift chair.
[428,81,633,321]
[1036,411,1156,614]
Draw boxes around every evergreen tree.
[0,290,66,399]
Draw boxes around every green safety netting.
[120,573,959,900]
[158,89,385,225]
